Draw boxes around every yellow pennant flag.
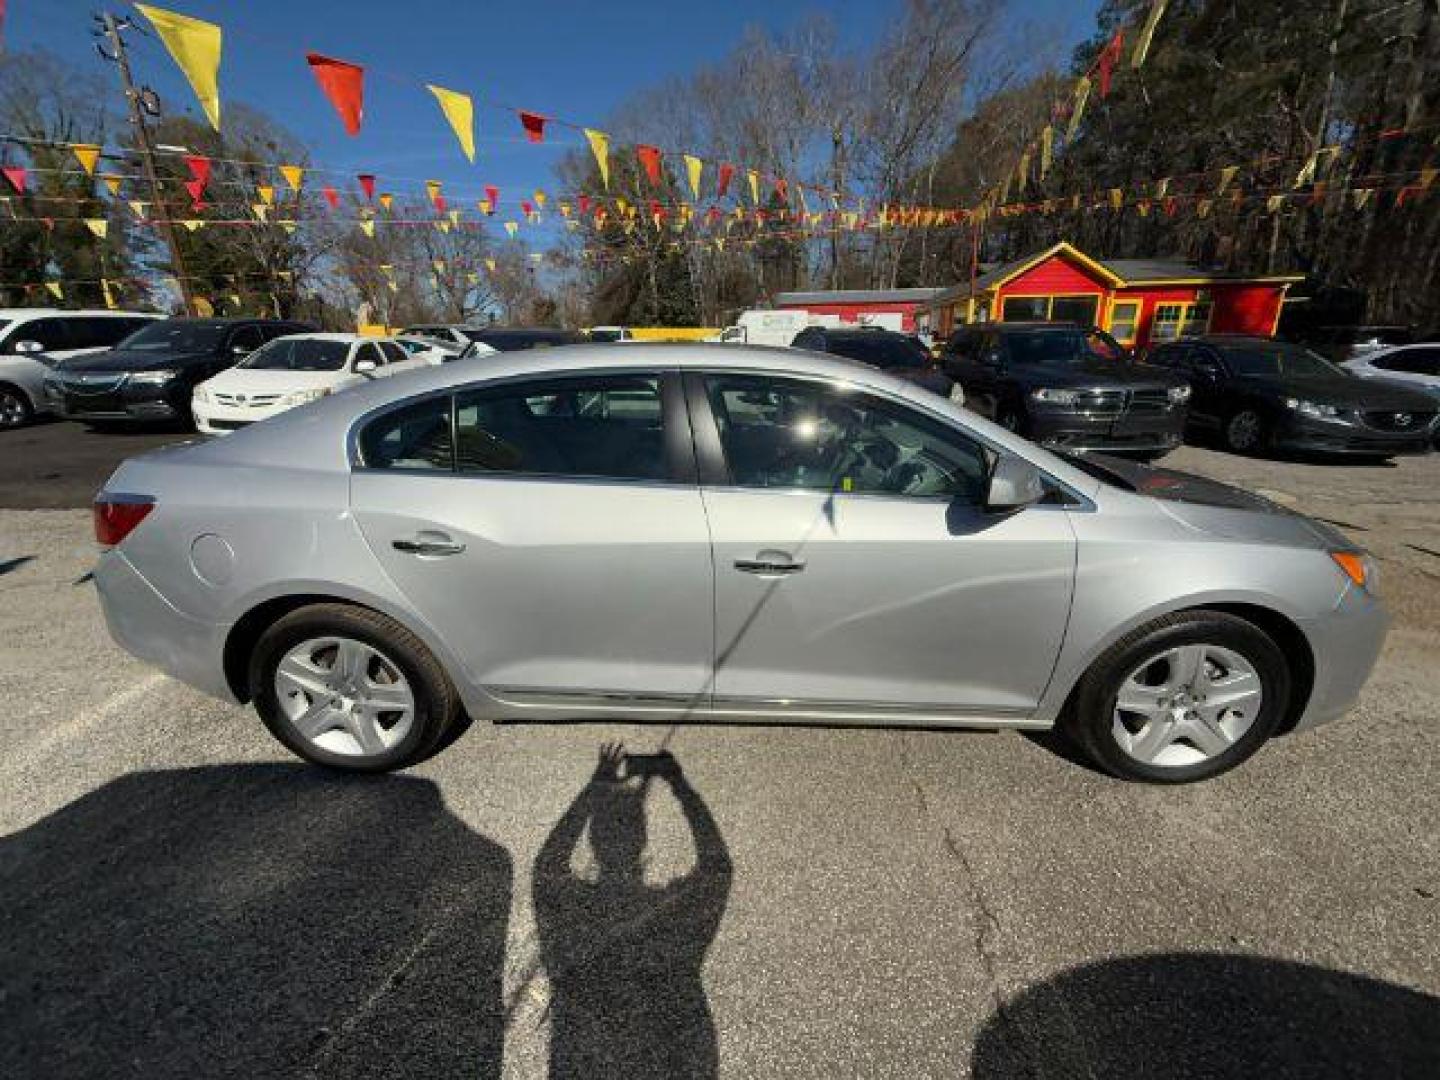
[426,180,443,206]
[1196,198,1213,218]
[136,4,222,131]
[714,237,725,252]
[257,184,274,205]
[478,199,491,215]
[436,220,451,233]
[379,193,394,211]
[128,200,147,218]
[1108,188,1124,210]
[100,174,122,196]
[193,297,214,316]
[504,221,518,238]
[1353,188,1373,210]
[45,282,64,301]
[1040,126,1054,179]
[85,218,108,239]
[559,202,572,218]
[279,165,305,192]
[252,203,270,221]
[466,272,479,285]
[280,221,296,234]
[1066,76,1092,142]
[182,219,204,231]
[1155,177,1170,199]
[1217,165,1238,194]
[584,129,610,189]
[448,209,461,226]
[1137,199,1151,217]
[428,85,476,163]
[534,189,547,208]
[1131,0,1168,70]
[485,258,497,273]
[433,259,447,274]
[1419,166,1438,190]
[358,219,375,237]
[747,169,760,205]
[565,219,578,231]
[101,279,118,310]
[684,155,703,200]
[529,253,543,264]
[1266,194,1284,213]
[72,144,102,176]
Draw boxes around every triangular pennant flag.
[1065,76,1092,142]
[182,219,204,231]
[518,111,547,143]
[85,218,108,239]
[747,169,760,205]
[533,188,547,208]
[1266,194,1285,213]
[485,258,497,273]
[322,186,340,209]
[136,4,222,130]
[478,199,492,215]
[101,279,118,310]
[184,178,206,204]
[357,174,376,200]
[1155,177,1170,199]
[448,209,461,226]
[584,129,610,189]
[257,184,274,205]
[45,282,64,301]
[280,221,296,234]
[306,52,365,136]
[279,165,304,192]
[1420,166,1438,190]
[428,85,476,163]
[426,180,443,208]
[1131,0,1168,70]
[1016,152,1030,193]
[684,155,703,199]
[183,154,211,188]
[716,162,735,198]
[379,192,393,211]
[100,174,123,196]
[251,203,269,221]
[637,145,662,186]
[1108,188,1124,210]
[72,144,102,176]
[1353,188,1373,210]
[2,166,26,193]
[1217,165,1238,194]
[358,219,375,237]
[521,200,534,216]
[504,221,518,238]
[128,200,147,218]
[1196,198,1213,219]
[1097,28,1125,97]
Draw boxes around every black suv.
[942,322,1189,459]
[1147,335,1437,458]
[45,318,314,426]
[790,326,958,399]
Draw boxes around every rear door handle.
[392,534,466,557]
[734,556,804,575]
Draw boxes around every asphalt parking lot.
[1,428,1437,1078]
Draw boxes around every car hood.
[1233,373,1436,409]
[1013,360,1181,390]
[1081,453,1352,550]
[201,367,348,393]
[60,348,216,373]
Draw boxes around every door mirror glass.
[984,454,1046,513]
[231,343,253,356]
[13,340,43,354]
[354,358,378,373]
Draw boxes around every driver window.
[704,375,990,502]
[354,343,385,369]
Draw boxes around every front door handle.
[734,554,804,575]
[392,534,465,557]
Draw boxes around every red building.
[771,287,946,333]
[918,242,1303,349]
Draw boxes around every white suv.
[0,309,161,428]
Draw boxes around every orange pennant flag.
[279,164,305,192]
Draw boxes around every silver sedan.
[93,344,1387,782]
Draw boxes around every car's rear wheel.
[1063,611,1290,783]
[1223,408,1268,454]
[250,603,461,772]
[0,384,33,429]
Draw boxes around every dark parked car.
[790,326,960,400]
[1147,335,1438,458]
[44,318,314,427]
[941,322,1190,459]
[459,328,585,353]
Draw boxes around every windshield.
[589,329,623,342]
[118,320,228,353]
[240,338,349,372]
[1004,329,1101,367]
[1220,343,1342,379]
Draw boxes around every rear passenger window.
[453,376,666,480]
[358,397,454,471]
[379,341,409,365]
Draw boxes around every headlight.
[282,388,331,406]
[1285,397,1351,422]
[1167,384,1192,403]
[129,369,177,384]
[1030,388,1080,405]
[192,387,210,404]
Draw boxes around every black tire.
[1222,407,1269,455]
[249,603,462,772]
[1062,610,1291,783]
[0,383,34,429]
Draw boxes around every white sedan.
[1344,342,1440,396]
[192,334,428,435]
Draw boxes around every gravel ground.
[0,444,1436,1078]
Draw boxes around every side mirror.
[354,358,378,373]
[984,454,1046,513]
[981,349,1003,368]
[231,343,252,356]
[13,340,43,354]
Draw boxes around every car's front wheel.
[0,383,34,429]
[1063,610,1291,783]
[250,603,462,772]
[1223,408,1268,454]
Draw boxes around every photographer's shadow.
[533,745,732,1080]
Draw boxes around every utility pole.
[96,12,195,316]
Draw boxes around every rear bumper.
[94,548,239,704]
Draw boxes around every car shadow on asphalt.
[0,764,512,1080]
[532,745,732,1080]
[971,952,1440,1077]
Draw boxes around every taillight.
[94,494,155,546]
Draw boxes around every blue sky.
[11,0,1100,227]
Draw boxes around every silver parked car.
[93,344,1387,782]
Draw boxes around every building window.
[1153,300,1211,342]
[1001,294,1099,326]
[1108,300,1141,343]
[1182,295,1212,336]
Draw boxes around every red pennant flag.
[578,194,592,214]
[484,184,499,209]
[434,194,447,213]
[1097,29,1125,97]
[306,52,365,136]
[1,165,25,193]
[182,155,211,189]
[716,162,735,198]
[518,111,547,143]
[637,145,662,186]
[357,174,376,201]
[322,186,340,210]
[774,177,788,202]
[184,178,206,205]
[521,200,534,215]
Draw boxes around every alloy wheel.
[274,636,416,758]
[1110,643,1264,768]
[0,389,28,428]
[1226,410,1263,451]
